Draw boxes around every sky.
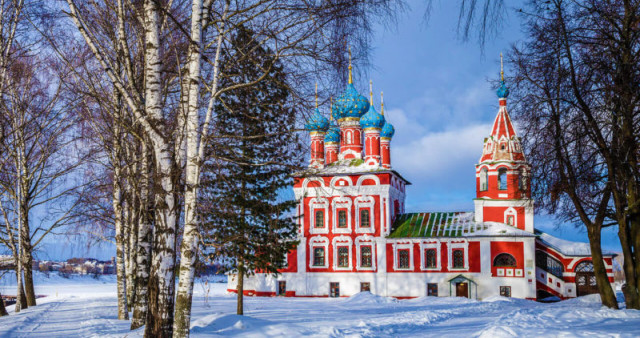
[364,0,621,252]
[33,0,621,261]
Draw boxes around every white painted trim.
[309,197,329,235]
[504,207,517,226]
[331,197,352,234]
[355,196,375,234]
[302,177,326,190]
[356,174,381,186]
[308,236,329,269]
[447,240,469,270]
[419,240,441,271]
[392,242,414,270]
[355,235,376,271]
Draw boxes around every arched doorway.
[575,261,598,296]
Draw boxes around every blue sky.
[365,0,621,252]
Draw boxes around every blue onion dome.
[360,104,385,129]
[333,83,370,120]
[305,108,329,132]
[381,121,395,138]
[324,124,340,143]
[496,80,510,99]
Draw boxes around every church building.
[227,56,616,301]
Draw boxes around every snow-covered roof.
[388,212,534,238]
[294,159,411,184]
[535,230,616,257]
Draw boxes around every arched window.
[480,168,488,191]
[346,131,352,145]
[493,253,517,267]
[575,261,594,272]
[498,168,508,190]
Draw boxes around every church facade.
[226,61,616,301]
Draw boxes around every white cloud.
[392,122,491,183]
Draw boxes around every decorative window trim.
[356,174,381,186]
[332,235,353,271]
[309,197,329,234]
[420,241,441,271]
[302,177,325,191]
[308,236,329,269]
[447,241,469,270]
[355,196,375,234]
[332,197,352,234]
[392,242,414,270]
[504,207,517,226]
[355,235,376,271]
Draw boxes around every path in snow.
[1,273,640,337]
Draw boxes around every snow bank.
[341,291,397,305]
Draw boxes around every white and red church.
[227,61,616,301]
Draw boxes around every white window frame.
[392,242,414,270]
[420,241,441,271]
[309,197,329,234]
[308,236,329,269]
[332,197,352,234]
[355,235,376,271]
[504,207,517,226]
[447,241,469,270]
[332,236,353,271]
[355,196,375,234]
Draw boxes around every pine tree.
[200,26,302,316]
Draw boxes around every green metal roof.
[388,212,487,238]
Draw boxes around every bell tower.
[474,54,533,233]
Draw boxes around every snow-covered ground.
[1,272,639,337]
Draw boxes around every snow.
[470,222,536,237]
[1,272,639,337]
[537,231,616,256]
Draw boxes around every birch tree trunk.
[114,161,129,320]
[19,201,35,307]
[14,129,26,313]
[174,0,205,336]
[131,142,153,330]
[143,1,178,336]
[126,197,138,313]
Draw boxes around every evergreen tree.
[200,26,302,316]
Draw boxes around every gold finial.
[348,46,353,84]
[369,80,373,104]
[315,82,318,108]
[500,52,504,82]
[380,91,384,115]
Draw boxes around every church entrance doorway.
[456,282,469,298]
